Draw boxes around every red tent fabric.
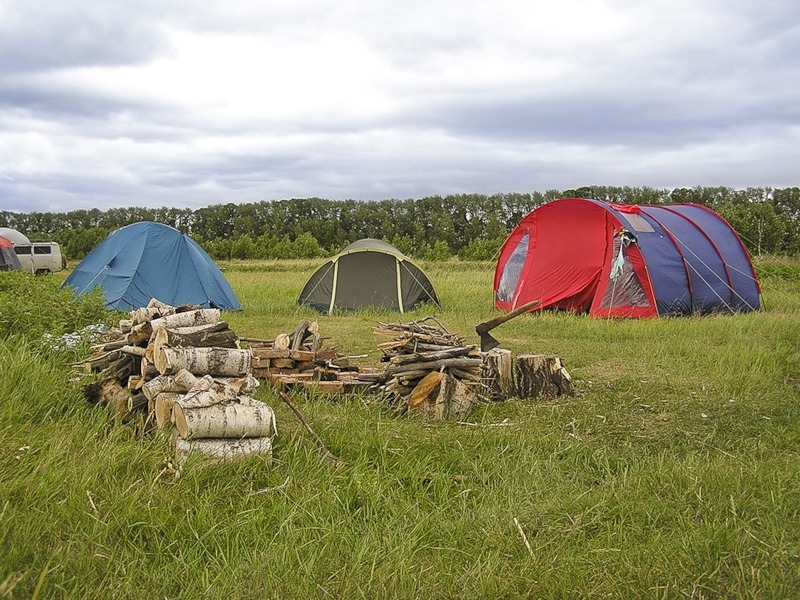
[494,198,760,318]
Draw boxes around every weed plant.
[1,259,799,598]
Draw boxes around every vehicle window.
[14,246,31,255]
[34,246,52,255]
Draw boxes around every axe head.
[478,329,500,353]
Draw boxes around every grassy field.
[1,257,799,598]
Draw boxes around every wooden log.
[172,396,275,439]
[155,392,183,429]
[273,333,291,349]
[155,347,251,377]
[130,306,165,325]
[142,370,199,401]
[384,357,482,377]
[152,322,238,353]
[389,345,479,365]
[140,357,159,380]
[251,348,291,359]
[175,434,272,466]
[127,392,148,412]
[290,320,310,350]
[513,354,573,399]
[149,309,221,334]
[482,348,514,401]
[407,372,480,420]
[121,345,147,357]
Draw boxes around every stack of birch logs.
[79,299,275,465]
[373,317,483,420]
[247,319,377,395]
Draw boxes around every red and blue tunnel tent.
[494,198,760,318]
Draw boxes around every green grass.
[1,257,800,598]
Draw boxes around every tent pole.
[396,259,404,313]
[329,261,339,314]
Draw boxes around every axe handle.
[476,300,540,334]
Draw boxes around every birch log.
[152,322,238,354]
[175,434,272,465]
[149,309,221,334]
[155,346,251,376]
[172,396,274,439]
[141,369,199,401]
[154,392,183,429]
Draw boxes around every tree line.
[1,186,798,261]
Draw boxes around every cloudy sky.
[1,0,798,214]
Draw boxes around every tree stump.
[481,348,513,401]
[407,371,480,420]
[513,354,573,399]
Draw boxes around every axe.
[475,300,540,352]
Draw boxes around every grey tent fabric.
[298,239,440,314]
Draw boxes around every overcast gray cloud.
[0,0,798,213]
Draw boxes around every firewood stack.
[246,319,378,395]
[373,317,483,420]
[79,298,275,465]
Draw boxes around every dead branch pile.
[78,298,274,465]
[244,319,378,395]
[373,316,483,420]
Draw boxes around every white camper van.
[0,227,65,274]
[14,241,65,274]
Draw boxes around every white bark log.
[149,309,221,334]
[175,434,272,465]
[141,370,198,400]
[155,346,250,376]
[173,396,275,439]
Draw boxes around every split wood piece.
[154,392,184,429]
[142,369,199,401]
[127,322,154,346]
[406,371,480,421]
[80,349,121,373]
[513,354,573,399]
[119,319,133,333]
[175,434,272,466]
[173,395,275,439]
[290,320,310,350]
[140,357,159,380]
[155,346,251,377]
[90,339,128,353]
[250,348,317,361]
[121,345,147,357]
[384,357,482,378]
[149,308,221,334]
[272,333,290,349]
[482,348,513,401]
[389,345,480,365]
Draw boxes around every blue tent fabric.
[63,222,241,311]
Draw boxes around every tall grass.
[1,259,799,597]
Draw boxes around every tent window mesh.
[599,238,650,309]
[497,232,528,302]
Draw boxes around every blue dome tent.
[63,222,241,311]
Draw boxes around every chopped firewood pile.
[78,299,274,464]
[245,319,380,395]
[373,317,483,420]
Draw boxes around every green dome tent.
[298,239,440,314]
